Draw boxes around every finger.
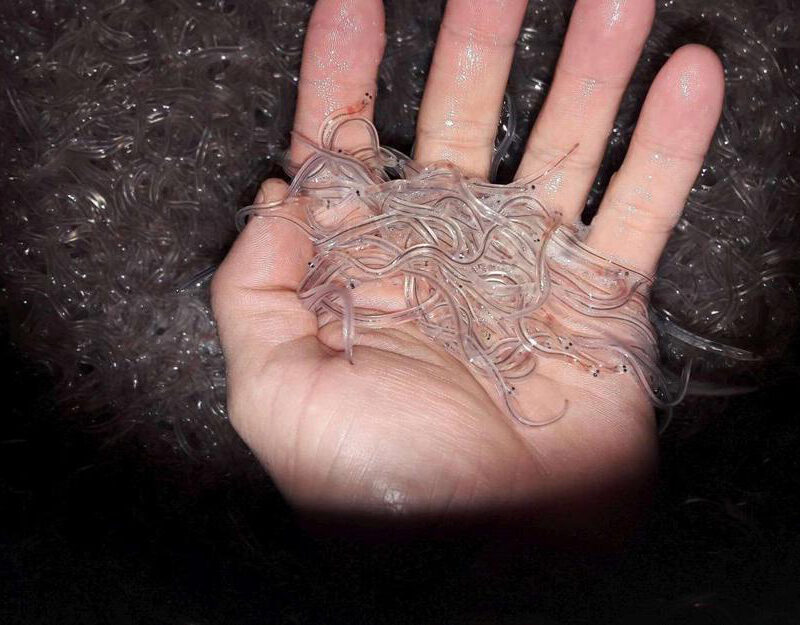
[211,180,317,360]
[290,0,386,164]
[414,0,529,177]
[585,45,725,274]
[515,0,654,224]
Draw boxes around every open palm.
[211,0,723,528]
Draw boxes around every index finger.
[290,0,386,165]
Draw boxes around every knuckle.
[417,116,497,145]
[630,132,706,166]
[256,178,288,204]
[558,65,630,91]
[440,16,517,48]
[605,194,681,235]
[524,133,602,175]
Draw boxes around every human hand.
[211,0,723,529]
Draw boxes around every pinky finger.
[585,45,725,276]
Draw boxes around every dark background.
[2,267,799,624]
[2,0,800,622]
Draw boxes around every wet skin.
[211,0,724,535]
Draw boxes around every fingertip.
[666,44,725,106]
[634,44,725,159]
[254,178,290,205]
[659,45,724,108]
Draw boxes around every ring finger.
[515,0,655,225]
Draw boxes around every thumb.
[211,178,317,361]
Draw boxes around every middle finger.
[414,0,530,178]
